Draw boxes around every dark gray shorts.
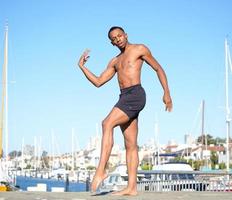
[114,84,146,119]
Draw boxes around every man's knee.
[125,142,138,151]
[102,118,113,131]
[102,119,107,130]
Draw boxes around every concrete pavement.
[0,192,232,200]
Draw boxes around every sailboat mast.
[51,129,55,170]
[225,38,231,172]
[155,120,159,165]
[201,100,205,161]
[201,100,205,142]
[0,25,8,158]
[5,25,8,159]
[21,137,24,172]
[72,128,74,171]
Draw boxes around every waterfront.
[0,1,232,198]
[15,176,86,192]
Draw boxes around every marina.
[1,1,232,198]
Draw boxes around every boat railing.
[137,170,232,192]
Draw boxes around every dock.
[0,192,232,200]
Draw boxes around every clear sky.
[0,0,232,154]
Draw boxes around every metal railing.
[137,170,232,192]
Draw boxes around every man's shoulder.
[131,43,148,51]
[111,56,119,62]
[108,56,118,67]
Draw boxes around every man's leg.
[91,107,130,192]
[112,118,139,196]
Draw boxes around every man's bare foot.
[91,173,108,192]
[111,188,138,196]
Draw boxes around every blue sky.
[0,0,232,154]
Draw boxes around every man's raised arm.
[140,45,173,112]
[78,50,116,88]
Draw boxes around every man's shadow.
[91,190,113,196]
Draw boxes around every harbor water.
[16,176,86,192]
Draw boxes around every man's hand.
[163,92,172,112]
[78,49,90,68]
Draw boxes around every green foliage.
[25,164,31,169]
[171,156,187,162]
[8,150,21,159]
[141,163,152,170]
[197,134,216,145]
[65,165,71,170]
[197,135,232,145]
[219,162,226,169]
[86,165,96,170]
[187,159,203,170]
[41,156,50,169]
[210,151,218,169]
[214,137,226,144]
[41,151,48,157]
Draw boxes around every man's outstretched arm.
[140,45,173,112]
[78,50,116,87]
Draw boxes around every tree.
[171,156,187,163]
[17,151,22,157]
[41,151,48,157]
[219,162,226,169]
[197,134,216,145]
[194,160,203,170]
[197,135,232,146]
[140,163,152,170]
[65,164,71,170]
[210,151,218,169]
[87,165,96,170]
[8,150,22,159]
[8,151,18,159]
[25,164,32,169]
[188,159,203,170]
[41,151,49,169]
[214,137,226,145]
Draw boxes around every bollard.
[86,177,90,191]
[65,174,69,192]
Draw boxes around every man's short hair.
[108,26,125,39]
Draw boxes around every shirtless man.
[78,26,172,196]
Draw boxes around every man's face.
[109,29,128,48]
